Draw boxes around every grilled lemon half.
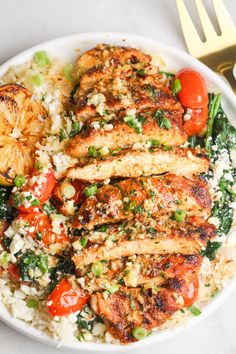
[0,84,48,186]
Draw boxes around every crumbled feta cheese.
[50,214,67,235]
[10,234,24,255]
[103,123,113,131]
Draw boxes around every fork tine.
[195,0,217,41]
[176,0,203,56]
[212,0,236,35]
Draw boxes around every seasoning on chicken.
[73,174,211,229]
[67,147,209,181]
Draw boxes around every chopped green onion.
[29,74,45,87]
[14,175,26,188]
[84,184,97,197]
[80,236,88,248]
[70,121,82,137]
[34,50,50,67]
[188,305,201,316]
[91,262,104,277]
[124,115,142,134]
[173,209,186,222]
[172,79,181,96]
[159,117,171,130]
[60,181,75,199]
[88,146,98,157]
[31,198,40,206]
[59,128,67,142]
[98,146,109,156]
[106,284,120,294]
[159,70,175,77]
[149,139,160,147]
[27,298,38,308]
[64,63,73,81]
[132,327,149,340]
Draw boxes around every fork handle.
[218,65,236,95]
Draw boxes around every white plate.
[0,32,236,353]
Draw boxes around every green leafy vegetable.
[201,240,222,261]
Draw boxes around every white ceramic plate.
[0,32,236,353]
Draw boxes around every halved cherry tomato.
[176,69,208,109]
[47,279,89,316]
[16,212,69,246]
[52,180,86,215]
[10,168,56,213]
[183,106,208,136]
[8,263,20,281]
[182,274,199,307]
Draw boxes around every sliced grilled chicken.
[76,73,180,120]
[90,271,198,343]
[76,253,202,292]
[72,217,215,267]
[67,147,209,181]
[66,110,187,159]
[77,44,152,76]
[73,174,211,229]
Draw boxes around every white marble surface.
[0,0,236,353]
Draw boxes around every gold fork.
[176,0,236,93]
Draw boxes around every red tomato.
[176,69,208,109]
[183,106,208,136]
[16,212,69,246]
[182,274,199,307]
[47,279,89,317]
[8,263,20,281]
[10,168,56,213]
[52,180,86,215]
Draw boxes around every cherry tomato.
[52,180,86,215]
[182,274,199,307]
[8,263,20,281]
[176,69,208,109]
[10,168,56,213]
[183,106,208,136]
[47,279,89,317]
[16,212,69,246]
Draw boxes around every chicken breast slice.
[72,217,215,267]
[90,272,198,343]
[66,111,187,159]
[77,44,152,75]
[76,253,202,292]
[73,174,211,229]
[67,147,209,181]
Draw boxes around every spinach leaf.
[201,241,222,261]
[18,251,48,282]
[48,258,76,292]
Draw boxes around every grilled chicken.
[73,174,211,229]
[67,147,209,181]
[90,271,198,343]
[76,44,152,76]
[68,44,187,158]
[72,217,215,267]
[66,110,187,159]
[77,253,202,292]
